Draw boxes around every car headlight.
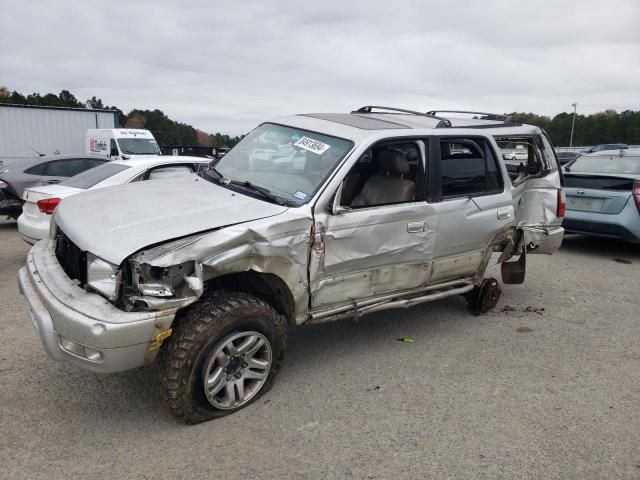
[0,180,7,189]
[87,253,120,300]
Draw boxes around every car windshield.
[118,138,161,155]
[212,123,353,205]
[568,155,640,175]
[61,163,131,189]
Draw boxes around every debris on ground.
[397,337,414,343]
[366,385,381,392]
[516,326,534,333]
[613,258,632,264]
[500,305,545,315]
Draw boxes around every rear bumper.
[18,240,177,373]
[563,207,640,242]
[17,213,48,245]
[563,218,640,242]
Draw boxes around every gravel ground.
[1,218,639,479]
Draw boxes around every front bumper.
[18,240,177,373]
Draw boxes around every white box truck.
[86,129,161,160]
[0,104,119,161]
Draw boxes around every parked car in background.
[0,155,107,219]
[19,106,565,423]
[503,148,528,161]
[563,149,640,242]
[556,151,582,165]
[582,143,628,154]
[17,155,209,244]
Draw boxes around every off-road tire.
[467,278,501,315]
[159,291,287,424]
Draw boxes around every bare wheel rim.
[201,331,272,410]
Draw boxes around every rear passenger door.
[494,134,564,255]
[429,136,514,282]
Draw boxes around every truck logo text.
[89,139,107,152]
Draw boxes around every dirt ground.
[1,218,639,479]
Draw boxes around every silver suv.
[19,107,565,423]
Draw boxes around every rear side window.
[61,163,131,189]
[45,159,91,177]
[24,162,48,175]
[495,136,549,185]
[439,138,502,197]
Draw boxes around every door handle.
[407,221,426,233]
[47,179,60,184]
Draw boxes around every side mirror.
[331,182,351,215]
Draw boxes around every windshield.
[118,138,161,155]
[61,163,131,189]
[212,123,353,205]
[569,155,640,175]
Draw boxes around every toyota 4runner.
[19,107,565,423]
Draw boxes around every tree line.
[499,110,640,147]
[1,86,638,147]
[0,87,243,148]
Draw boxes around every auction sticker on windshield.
[294,136,330,155]
[293,190,309,201]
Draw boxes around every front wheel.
[159,291,287,424]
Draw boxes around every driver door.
[309,139,438,312]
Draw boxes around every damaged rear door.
[494,133,565,283]
[429,136,515,283]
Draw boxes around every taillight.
[633,179,640,213]
[37,197,61,215]
[557,188,566,218]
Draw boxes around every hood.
[55,176,288,264]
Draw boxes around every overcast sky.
[1,0,639,135]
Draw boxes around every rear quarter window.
[24,163,48,175]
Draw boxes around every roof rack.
[425,110,520,127]
[352,106,452,128]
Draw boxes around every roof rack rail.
[426,110,520,126]
[352,106,451,128]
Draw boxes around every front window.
[118,138,161,155]
[212,123,353,205]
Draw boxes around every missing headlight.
[86,253,120,300]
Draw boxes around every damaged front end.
[120,257,204,312]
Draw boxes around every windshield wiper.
[227,180,290,206]
[200,165,225,183]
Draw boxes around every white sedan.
[17,155,210,244]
